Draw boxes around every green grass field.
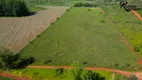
[20,7,139,70]
[103,6,142,58]
[11,68,112,80]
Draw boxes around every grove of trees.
[0,0,29,17]
[0,46,35,70]
[68,62,105,80]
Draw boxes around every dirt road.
[0,6,69,53]
[131,10,142,22]
[27,66,142,80]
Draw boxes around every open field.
[0,6,69,52]
[19,8,139,70]
[103,6,142,58]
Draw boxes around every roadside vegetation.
[115,74,138,80]
[11,62,112,80]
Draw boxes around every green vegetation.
[115,74,138,80]
[103,6,142,58]
[11,62,112,80]
[20,7,139,70]
[24,0,121,6]
[0,77,14,80]
[68,62,105,80]
[0,46,35,70]
[0,0,29,17]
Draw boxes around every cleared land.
[0,6,69,52]
[20,8,139,70]
[103,6,142,58]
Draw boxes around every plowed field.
[0,6,69,52]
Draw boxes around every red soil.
[99,8,142,66]
[27,66,142,80]
[131,10,142,22]
[0,72,29,80]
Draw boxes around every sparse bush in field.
[83,62,87,64]
[100,12,102,14]
[44,60,52,64]
[29,40,34,44]
[101,20,106,23]
[87,8,92,11]
[126,64,130,67]
[57,17,60,20]
[36,34,41,37]
[50,22,54,25]
[54,68,64,76]
[140,44,142,48]
[134,47,140,52]
[116,64,125,69]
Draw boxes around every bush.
[74,2,97,7]
[74,2,83,7]
[36,34,40,37]
[134,47,140,52]
[0,0,29,17]
[0,47,35,69]
[44,60,52,64]
[87,8,92,11]
[50,22,54,25]
[101,20,106,23]
[55,68,64,76]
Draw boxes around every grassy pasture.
[20,8,139,70]
[103,6,142,58]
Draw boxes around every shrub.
[57,17,60,20]
[101,20,106,23]
[44,60,52,64]
[54,68,64,76]
[36,34,40,37]
[50,22,54,25]
[140,44,142,48]
[134,47,140,52]
[74,2,83,7]
[87,8,92,11]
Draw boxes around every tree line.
[0,46,35,70]
[0,0,29,17]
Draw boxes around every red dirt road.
[27,66,142,80]
[99,8,142,66]
[0,72,29,80]
[131,10,142,22]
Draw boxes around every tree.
[0,46,35,70]
[128,75,138,80]
[68,62,83,80]
[81,70,105,80]
[68,62,105,80]
[0,0,29,17]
